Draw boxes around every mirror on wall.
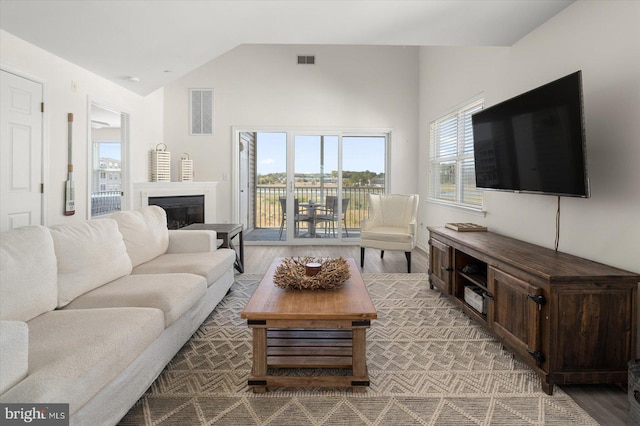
[89,102,128,217]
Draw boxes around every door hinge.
[527,294,546,306]
[40,183,44,193]
[41,102,44,113]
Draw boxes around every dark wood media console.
[427,226,639,395]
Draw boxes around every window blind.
[429,98,484,207]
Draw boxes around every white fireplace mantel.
[133,182,218,223]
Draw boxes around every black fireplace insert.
[148,195,204,229]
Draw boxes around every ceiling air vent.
[297,55,315,65]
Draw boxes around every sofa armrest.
[0,321,28,395]
[167,230,217,253]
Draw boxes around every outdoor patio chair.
[316,196,350,237]
[360,193,419,273]
[278,197,310,239]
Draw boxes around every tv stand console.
[427,226,639,395]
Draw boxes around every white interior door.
[0,70,43,231]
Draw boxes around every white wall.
[162,44,420,222]
[419,1,640,274]
[0,30,158,225]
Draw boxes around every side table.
[182,223,244,273]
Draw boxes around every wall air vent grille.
[297,55,315,65]
[190,88,213,135]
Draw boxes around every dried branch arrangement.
[273,257,351,290]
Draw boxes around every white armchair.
[360,194,419,273]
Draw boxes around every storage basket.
[150,143,171,182]
[464,285,486,314]
[629,359,640,424]
[178,153,193,182]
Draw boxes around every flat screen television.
[472,71,589,197]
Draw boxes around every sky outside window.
[257,133,385,175]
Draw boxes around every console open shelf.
[428,226,639,395]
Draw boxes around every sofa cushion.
[131,249,236,287]
[0,226,57,322]
[49,219,132,308]
[62,273,207,327]
[110,206,169,268]
[0,321,29,395]
[0,308,164,415]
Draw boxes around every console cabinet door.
[428,238,452,294]
[553,285,634,374]
[489,267,545,368]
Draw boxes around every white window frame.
[429,97,484,210]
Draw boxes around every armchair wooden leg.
[380,250,384,259]
[360,247,365,267]
[405,251,412,273]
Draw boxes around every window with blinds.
[429,98,484,208]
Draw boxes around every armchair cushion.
[361,226,414,244]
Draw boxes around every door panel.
[293,135,338,239]
[0,70,43,231]
[489,267,544,366]
[429,238,452,293]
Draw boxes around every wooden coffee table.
[241,258,377,392]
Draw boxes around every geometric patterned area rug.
[119,273,598,425]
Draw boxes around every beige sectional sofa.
[0,206,236,425]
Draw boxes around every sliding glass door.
[293,135,338,239]
[243,130,388,244]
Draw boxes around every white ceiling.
[0,0,574,96]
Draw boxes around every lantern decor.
[150,143,171,182]
[178,153,193,182]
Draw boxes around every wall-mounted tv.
[472,71,589,198]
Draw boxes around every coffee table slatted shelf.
[267,329,353,367]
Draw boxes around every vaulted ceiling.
[0,0,573,95]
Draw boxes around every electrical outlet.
[71,80,78,92]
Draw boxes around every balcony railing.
[91,191,121,216]
[254,185,384,229]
